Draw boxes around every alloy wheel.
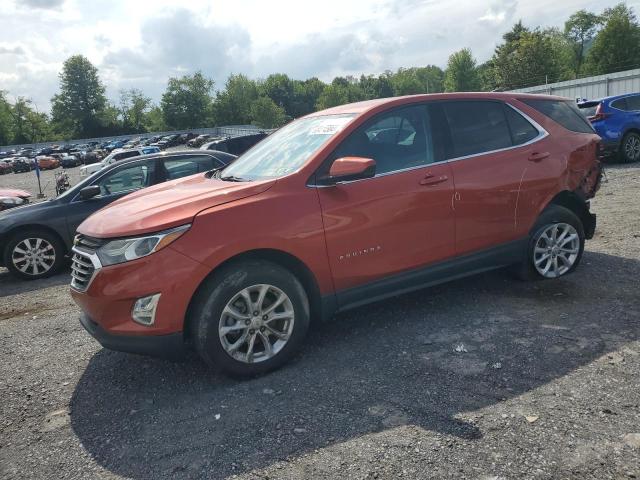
[218,284,295,364]
[11,237,56,276]
[624,134,640,161]
[533,223,580,278]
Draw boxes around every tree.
[120,88,152,132]
[564,10,601,77]
[161,71,214,129]
[490,25,563,89]
[359,73,394,99]
[250,97,286,128]
[213,74,259,125]
[50,55,107,138]
[444,48,480,92]
[0,91,12,146]
[261,74,294,116]
[586,3,640,75]
[316,77,364,110]
[145,106,166,132]
[290,77,326,117]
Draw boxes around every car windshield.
[219,114,355,181]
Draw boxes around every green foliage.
[213,74,259,125]
[489,26,563,90]
[290,77,326,117]
[585,3,640,75]
[50,55,107,138]
[120,88,152,132]
[250,97,287,128]
[564,9,602,77]
[316,77,365,110]
[444,49,480,92]
[161,71,214,129]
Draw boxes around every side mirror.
[79,185,101,200]
[321,157,376,185]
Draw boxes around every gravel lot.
[0,162,639,480]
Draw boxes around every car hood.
[0,188,31,198]
[78,174,277,238]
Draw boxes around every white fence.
[511,68,640,100]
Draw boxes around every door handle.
[420,173,449,186]
[528,152,550,162]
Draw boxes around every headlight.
[0,196,25,206]
[96,224,190,266]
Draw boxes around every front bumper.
[80,313,186,359]
[70,244,212,354]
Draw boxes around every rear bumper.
[80,313,186,359]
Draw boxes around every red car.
[71,93,602,376]
[0,188,31,211]
[37,156,60,170]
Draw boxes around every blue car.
[578,93,640,162]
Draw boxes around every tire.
[620,132,640,163]
[513,205,585,281]
[3,229,66,280]
[191,260,310,377]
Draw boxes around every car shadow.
[0,267,70,298]
[70,251,639,479]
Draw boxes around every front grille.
[70,234,104,292]
[70,252,95,291]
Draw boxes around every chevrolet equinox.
[70,93,602,376]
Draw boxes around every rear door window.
[442,101,512,158]
[521,99,594,134]
[95,161,155,196]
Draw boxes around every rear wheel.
[191,260,310,377]
[513,205,585,281]
[620,132,640,163]
[3,229,66,280]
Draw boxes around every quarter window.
[624,95,640,111]
[504,105,540,145]
[442,101,512,158]
[611,98,628,110]
[521,99,594,134]
[331,105,435,175]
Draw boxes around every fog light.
[132,293,161,326]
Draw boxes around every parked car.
[104,140,126,152]
[60,154,82,168]
[0,188,31,211]
[69,93,602,377]
[83,150,105,165]
[0,160,13,174]
[578,93,640,162]
[200,132,268,155]
[187,134,211,147]
[79,146,161,177]
[37,156,60,170]
[0,150,236,280]
[12,157,35,173]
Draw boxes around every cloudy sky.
[0,0,633,111]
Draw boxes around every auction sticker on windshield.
[309,116,353,135]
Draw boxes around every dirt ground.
[0,162,639,479]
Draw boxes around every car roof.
[306,92,569,117]
[97,149,233,173]
[581,92,639,103]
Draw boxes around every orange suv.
[70,93,602,376]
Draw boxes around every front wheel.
[3,229,66,280]
[620,132,640,163]
[513,205,585,281]
[191,260,310,377]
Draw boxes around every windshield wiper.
[220,175,249,182]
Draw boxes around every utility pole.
[30,99,44,198]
